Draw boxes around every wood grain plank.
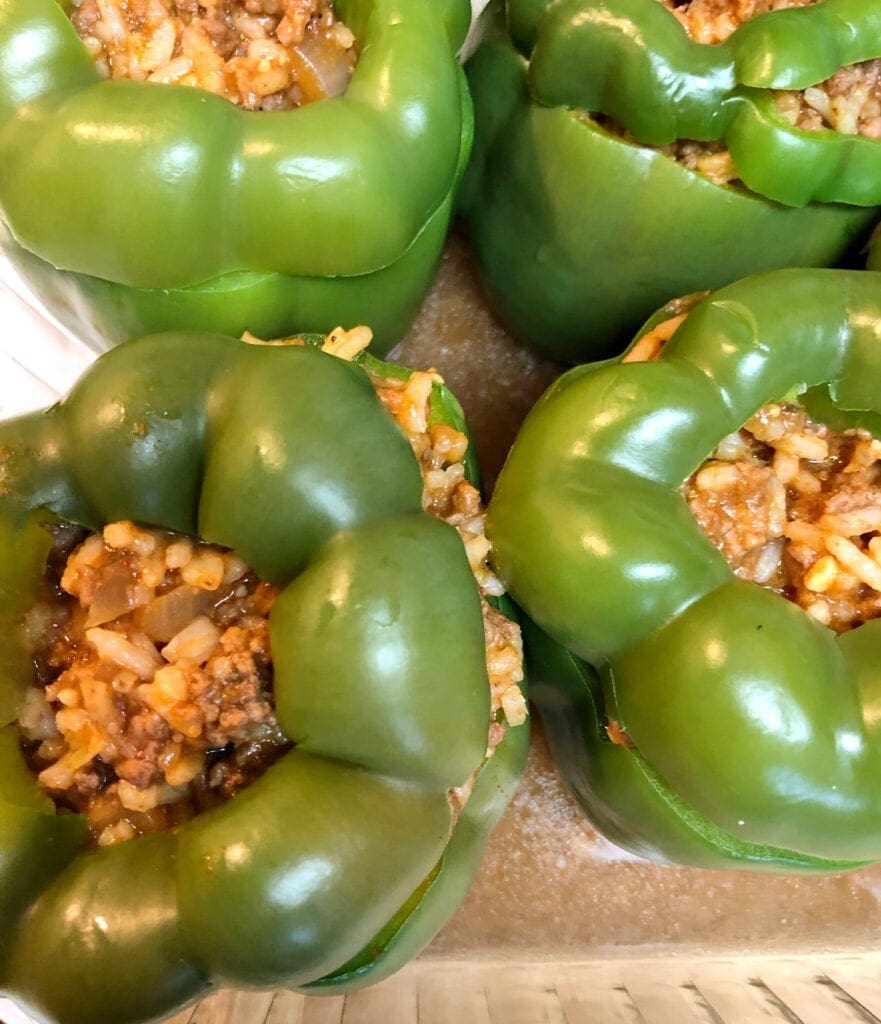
[821,961,881,1021]
[689,962,793,1024]
[190,990,276,1024]
[554,965,641,1024]
[341,968,417,1024]
[623,968,714,1024]
[153,957,881,1024]
[758,960,868,1024]
[300,994,346,1024]
[482,964,567,1024]
[161,1008,198,1024]
[416,963,492,1024]
[263,990,307,1024]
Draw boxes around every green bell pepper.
[0,0,472,354]
[488,268,881,871]
[458,0,879,362]
[0,332,528,1023]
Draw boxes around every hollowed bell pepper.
[458,0,879,362]
[0,332,528,1023]
[488,268,881,871]
[0,0,472,354]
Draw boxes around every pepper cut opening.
[19,521,289,846]
[69,0,358,110]
[633,312,881,634]
[661,0,816,46]
[684,404,881,633]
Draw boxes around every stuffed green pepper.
[0,327,528,1023]
[489,269,881,871]
[0,0,472,353]
[459,0,881,361]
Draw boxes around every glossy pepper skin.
[458,0,878,362]
[488,269,881,871]
[0,333,528,1023]
[0,0,472,354]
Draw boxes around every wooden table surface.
[149,955,881,1024]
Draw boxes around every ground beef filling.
[20,328,527,843]
[636,0,881,186]
[684,405,881,634]
[623,313,881,635]
[70,0,357,110]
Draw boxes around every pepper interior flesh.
[634,0,881,185]
[70,0,358,110]
[18,328,527,845]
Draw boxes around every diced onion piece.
[86,569,151,628]
[139,585,216,643]
[289,31,353,102]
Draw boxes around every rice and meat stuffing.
[18,329,526,846]
[660,0,816,45]
[368,353,528,772]
[652,0,881,184]
[684,404,881,633]
[18,520,289,847]
[69,0,357,109]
